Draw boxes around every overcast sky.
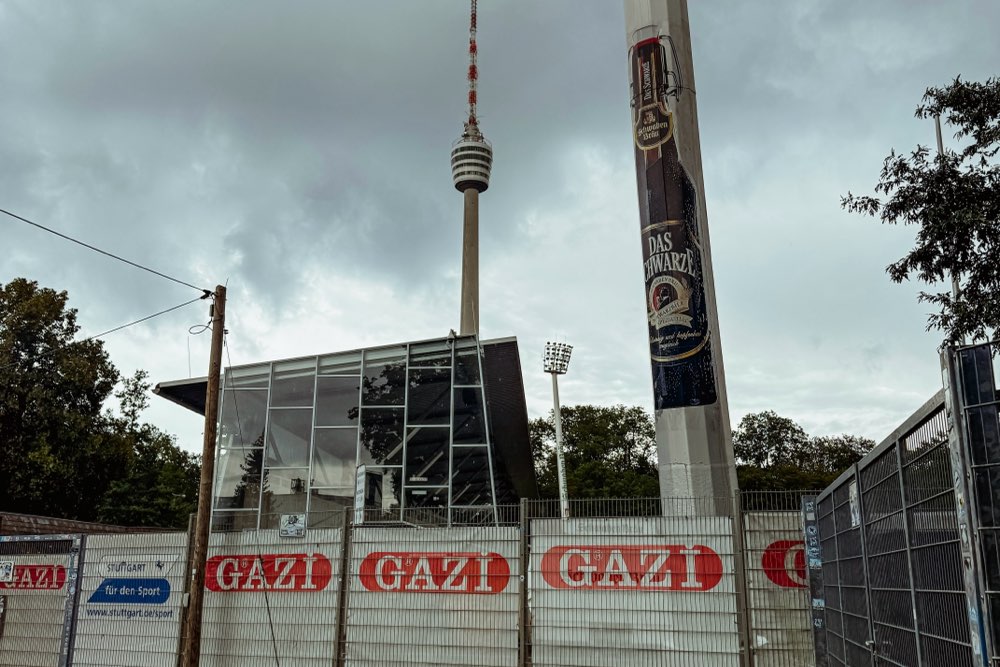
[2,0,997,453]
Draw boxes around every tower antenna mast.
[452,0,493,336]
[466,0,480,134]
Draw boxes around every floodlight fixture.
[543,342,573,375]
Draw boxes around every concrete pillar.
[459,187,480,336]
[624,0,738,510]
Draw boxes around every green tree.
[0,278,199,527]
[529,404,659,499]
[96,371,200,529]
[733,410,874,492]
[0,278,124,518]
[842,76,1000,344]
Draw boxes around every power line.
[0,295,207,372]
[0,206,211,295]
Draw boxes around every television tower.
[451,0,493,336]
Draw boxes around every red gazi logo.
[205,553,332,592]
[0,565,67,590]
[540,545,724,591]
[762,540,807,589]
[359,552,511,594]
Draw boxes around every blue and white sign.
[86,554,178,607]
[72,533,189,667]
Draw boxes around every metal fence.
[1,492,824,667]
[946,342,1000,663]
[741,492,816,667]
[814,392,977,666]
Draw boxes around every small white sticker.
[0,561,13,583]
[279,514,306,538]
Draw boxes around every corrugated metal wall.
[0,495,825,666]
[743,511,813,666]
[199,528,343,667]
[0,535,79,667]
[528,516,739,667]
[72,532,188,667]
[344,526,520,666]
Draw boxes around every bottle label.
[630,37,717,408]
[641,220,708,363]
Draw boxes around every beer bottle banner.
[630,36,717,409]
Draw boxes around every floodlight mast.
[544,342,573,519]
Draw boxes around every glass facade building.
[156,335,535,531]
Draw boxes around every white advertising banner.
[344,526,520,667]
[743,511,814,666]
[0,537,77,667]
[72,532,189,667]
[529,516,739,667]
[200,528,343,667]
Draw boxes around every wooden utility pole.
[180,284,226,667]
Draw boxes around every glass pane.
[219,390,268,448]
[407,367,451,425]
[270,359,315,407]
[360,408,404,466]
[405,427,449,486]
[316,376,360,426]
[405,487,448,507]
[211,510,259,532]
[362,347,406,406]
[453,387,486,444]
[454,351,481,385]
[214,448,262,510]
[409,339,452,368]
[265,408,313,468]
[451,446,494,506]
[403,488,448,524]
[260,467,309,529]
[309,488,353,528]
[364,467,402,518]
[224,364,270,389]
[318,350,362,375]
[312,428,358,487]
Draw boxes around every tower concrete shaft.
[624,0,737,509]
[459,188,480,335]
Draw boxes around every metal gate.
[0,534,82,667]
[945,342,1000,663]
[815,392,979,666]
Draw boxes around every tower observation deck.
[454,0,491,335]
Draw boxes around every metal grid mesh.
[814,400,976,666]
[0,535,78,667]
[526,505,740,667]
[0,495,831,666]
[741,491,820,667]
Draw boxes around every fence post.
[731,490,754,667]
[334,506,354,667]
[518,497,531,667]
[893,439,925,666]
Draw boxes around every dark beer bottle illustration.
[630,36,717,409]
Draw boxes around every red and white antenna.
[466,0,480,132]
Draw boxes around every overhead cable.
[0,207,211,295]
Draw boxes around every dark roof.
[154,336,538,501]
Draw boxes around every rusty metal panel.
[344,526,520,667]
[198,528,343,667]
[528,516,739,667]
[743,511,814,666]
[71,532,189,666]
